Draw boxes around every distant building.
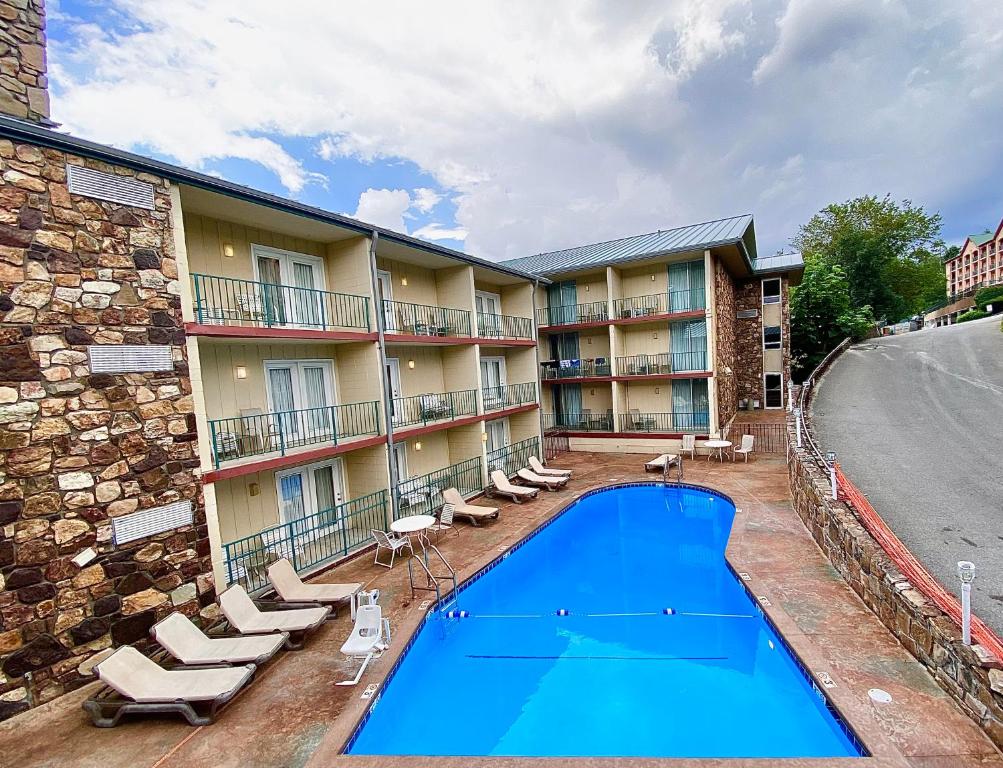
[945,219,1003,297]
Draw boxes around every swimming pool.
[347,483,865,758]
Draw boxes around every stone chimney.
[0,0,50,123]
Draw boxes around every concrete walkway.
[0,452,998,767]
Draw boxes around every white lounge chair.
[733,434,755,462]
[645,453,679,472]
[219,584,329,649]
[266,558,362,616]
[488,470,539,503]
[337,604,392,686]
[529,455,571,478]
[371,528,414,568]
[681,433,696,459]
[82,646,255,727]
[516,467,568,491]
[152,612,288,666]
[442,487,500,525]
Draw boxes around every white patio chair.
[681,433,696,459]
[733,434,755,462]
[371,528,413,568]
[337,604,391,686]
[429,503,459,540]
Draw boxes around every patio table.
[390,514,436,562]
[703,439,732,462]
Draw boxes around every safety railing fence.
[382,300,472,337]
[208,401,381,467]
[617,412,710,433]
[390,389,477,428]
[192,273,370,331]
[725,422,788,453]
[794,337,851,469]
[394,457,483,519]
[612,288,706,318]
[482,382,537,412]
[614,350,708,375]
[486,436,540,477]
[536,300,609,327]
[543,432,570,459]
[476,311,534,340]
[542,411,614,432]
[539,357,612,379]
[222,489,389,592]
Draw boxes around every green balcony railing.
[542,411,614,432]
[382,300,471,337]
[482,382,537,412]
[536,300,609,327]
[192,273,370,331]
[208,401,381,468]
[486,436,540,477]
[540,357,612,380]
[619,411,710,433]
[476,311,534,340]
[394,456,483,519]
[615,350,708,375]
[390,389,477,428]
[222,489,389,592]
[612,288,706,318]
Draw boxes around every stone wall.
[0,0,48,123]
[734,279,762,404]
[713,259,737,428]
[0,139,212,720]
[787,417,1003,748]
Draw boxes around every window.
[275,458,345,534]
[670,318,707,371]
[252,244,326,328]
[264,360,336,443]
[475,290,502,336]
[762,278,781,305]
[763,325,782,350]
[480,356,507,407]
[764,373,783,409]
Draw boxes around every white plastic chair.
[337,604,391,686]
[681,433,696,459]
[429,503,458,540]
[733,434,755,462]
[371,528,413,568]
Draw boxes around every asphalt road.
[813,316,1003,634]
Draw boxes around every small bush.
[957,309,989,323]
[974,284,1003,310]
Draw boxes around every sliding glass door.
[671,379,710,431]
[668,259,706,312]
[276,458,345,544]
[253,245,326,329]
[265,360,336,445]
[670,318,708,372]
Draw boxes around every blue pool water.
[347,484,864,758]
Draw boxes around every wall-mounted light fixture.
[587,337,592,345]
[585,284,590,292]
[408,359,416,369]
[235,365,247,380]
[651,274,656,281]
[590,388,595,396]
[654,387,660,395]
[481,432,488,443]
[653,331,658,339]
[222,243,234,258]
[401,276,408,286]
[414,440,422,451]
[248,482,260,496]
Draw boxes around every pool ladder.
[407,544,458,608]
[663,456,683,485]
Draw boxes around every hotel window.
[762,278,781,305]
[764,373,784,409]
[763,325,782,350]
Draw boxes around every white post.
[787,381,794,411]
[825,451,837,500]
[794,408,802,448]
[958,561,975,645]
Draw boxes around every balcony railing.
[382,300,471,337]
[536,300,609,327]
[612,288,706,318]
[390,389,477,428]
[482,382,537,412]
[394,456,483,519]
[543,411,614,432]
[540,357,612,380]
[192,273,370,332]
[222,489,389,592]
[476,311,534,340]
[487,436,540,477]
[619,412,710,433]
[208,401,381,468]
[615,350,708,375]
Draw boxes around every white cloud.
[412,223,468,242]
[351,188,411,232]
[411,187,441,214]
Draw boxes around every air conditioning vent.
[66,164,155,210]
[737,309,759,319]
[112,500,194,546]
[88,345,174,373]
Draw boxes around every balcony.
[391,389,477,429]
[394,456,483,518]
[487,436,540,476]
[482,382,537,412]
[540,357,612,380]
[536,300,609,328]
[192,273,370,333]
[615,351,709,375]
[222,489,389,592]
[382,300,471,338]
[619,411,710,433]
[476,311,534,340]
[543,411,614,432]
[208,401,382,468]
[612,288,706,319]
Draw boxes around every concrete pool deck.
[1,452,999,768]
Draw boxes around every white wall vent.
[88,345,173,374]
[112,500,193,546]
[737,309,759,320]
[66,164,155,210]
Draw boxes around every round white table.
[703,439,733,462]
[390,514,436,559]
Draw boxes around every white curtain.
[292,262,320,327]
[301,365,331,436]
[268,367,297,438]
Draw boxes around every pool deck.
[1,452,999,768]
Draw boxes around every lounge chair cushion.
[267,559,362,604]
[517,468,566,487]
[442,488,500,519]
[220,584,330,634]
[490,470,537,496]
[95,646,254,703]
[529,456,571,477]
[645,453,679,469]
[152,613,287,665]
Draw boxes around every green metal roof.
[969,231,995,247]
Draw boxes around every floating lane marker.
[555,608,571,616]
[663,607,676,615]
[445,609,470,619]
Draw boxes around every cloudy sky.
[47,0,1003,261]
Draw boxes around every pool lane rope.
[443,608,755,620]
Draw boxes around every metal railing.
[612,288,706,318]
[482,382,537,412]
[536,300,609,327]
[222,489,389,592]
[394,457,483,519]
[542,412,614,432]
[615,350,708,375]
[618,412,710,433]
[192,273,370,331]
[544,432,570,459]
[724,422,788,453]
[382,300,471,337]
[476,311,534,340]
[486,436,540,477]
[208,401,381,468]
[540,357,612,379]
[795,337,851,468]
[390,389,477,428]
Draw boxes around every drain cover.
[868,688,892,703]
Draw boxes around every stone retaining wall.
[787,417,1003,747]
[0,0,48,123]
